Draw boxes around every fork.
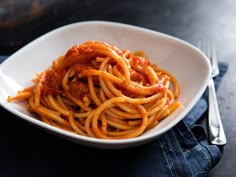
[198,41,227,145]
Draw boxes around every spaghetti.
[8,41,181,139]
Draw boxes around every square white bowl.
[0,21,211,149]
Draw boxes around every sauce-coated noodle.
[8,41,181,139]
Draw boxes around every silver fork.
[198,41,227,145]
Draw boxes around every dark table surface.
[1,0,236,176]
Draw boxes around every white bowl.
[0,21,211,149]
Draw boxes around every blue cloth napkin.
[0,56,8,63]
[0,56,227,177]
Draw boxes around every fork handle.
[208,78,227,145]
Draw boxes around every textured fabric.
[0,56,227,177]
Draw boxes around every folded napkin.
[0,56,228,177]
[0,56,7,63]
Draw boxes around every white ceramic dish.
[0,21,211,149]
